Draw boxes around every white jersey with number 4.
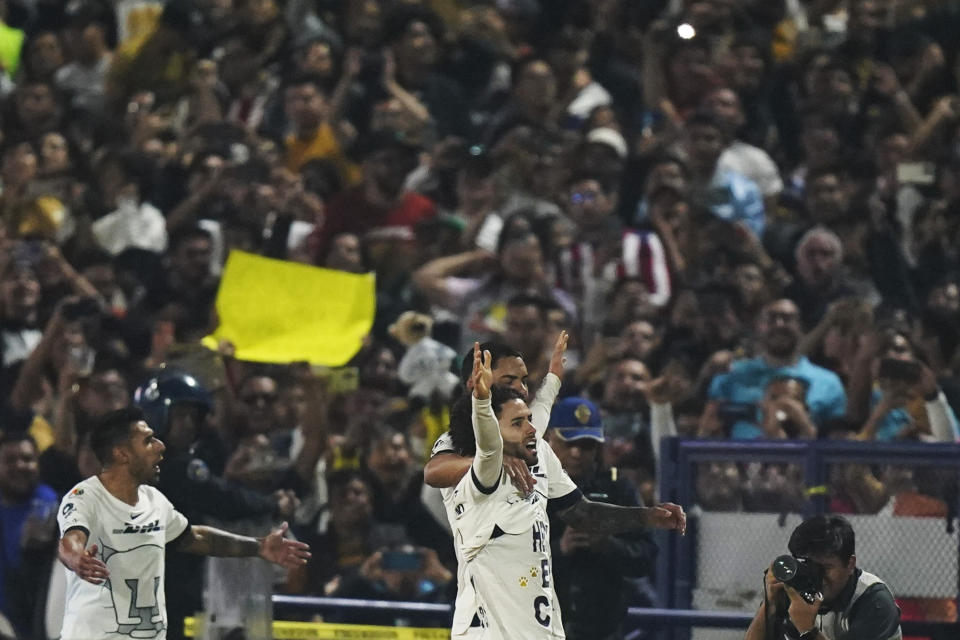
[57,475,189,640]
[446,437,581,639]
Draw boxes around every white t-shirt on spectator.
[718,141,784,198]
[92,199,168,256]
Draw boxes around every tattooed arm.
[559,497,686,536]
[175,522,311,569]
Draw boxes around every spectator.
[55,2,115,113]
[683,112,766,237]
[556,171,671,344]
[0,433,58,635]
[701,299,847,439]
[703,86,784,202]
[785,226,877,327]
[90,151,166,256]
[308,131,435,268]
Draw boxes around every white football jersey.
[432,373,561,635]
[57,476,189,640]
[446,439,580,639]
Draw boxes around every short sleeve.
[430,431,456,457]
[707,373,728,402]
[58,487,91,537]
[157,491,189,543]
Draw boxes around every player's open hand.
[504,455,536,496]
[642,502,686,535]
[548,330,569,379]
[74,544,110,585]
[472,342,493,400]
[259,522,312,569]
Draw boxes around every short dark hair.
[284,73,325,93]
[788,514,855,563]
[566,171,617,195]
[458,342,524,386]
[90,407,144,465]
[168,225,213,253]
[685,111,725,134]
[449,387,525,456]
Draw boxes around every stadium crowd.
[0,0,959,638]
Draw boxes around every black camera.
[772,555,824,604]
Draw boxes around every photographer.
[745,515,902,640]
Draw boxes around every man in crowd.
[700,299,847,439]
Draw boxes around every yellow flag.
[204,251,375,366]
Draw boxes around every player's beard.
[504,441,538,467]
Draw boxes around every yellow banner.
[204,251,375,366]
[184,617,450,639]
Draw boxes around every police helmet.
[133,370,212,437]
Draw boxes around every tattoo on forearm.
[560,499,646,534]
[182,526,260,557]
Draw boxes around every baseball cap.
[548,397,604,442]
[585,127,628,160]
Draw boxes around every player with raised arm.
[426,333,570,496]
[56,407,311,640]
[445,345,685,638]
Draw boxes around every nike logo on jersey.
[112,519,163,534]
[130,513,142,520]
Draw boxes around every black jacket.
[549,467,659,640]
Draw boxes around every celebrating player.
[56,407,311,640]
[444,344,685,638]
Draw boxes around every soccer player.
[426,333,569,495]
[446,345,685,638]
[56,407,311,640]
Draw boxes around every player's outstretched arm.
[175,522,311,569]
[558,497,686,536]
[59,529,110,585]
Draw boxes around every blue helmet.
[133,370,212,437]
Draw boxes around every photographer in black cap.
[745,514,901,640]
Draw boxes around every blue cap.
[548,397,604,442]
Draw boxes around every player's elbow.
[423,459,450,488]
[424,454,474,488]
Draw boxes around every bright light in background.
[677,23,696,40]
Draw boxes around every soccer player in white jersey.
[424,335,567,635]
[427,335,570,494]
[445,345,686,638]
[56,407,311,640]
